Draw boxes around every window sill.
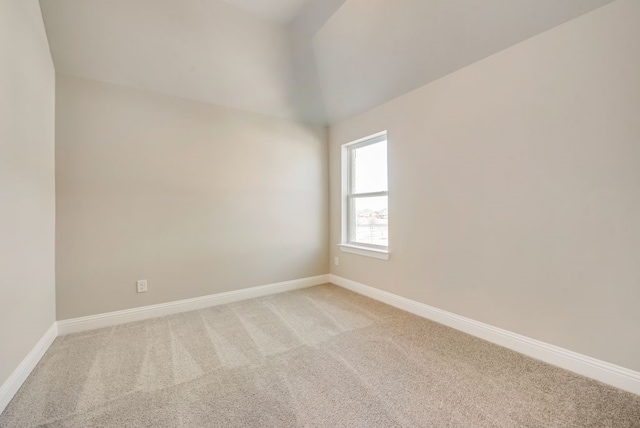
[339,244,390,260]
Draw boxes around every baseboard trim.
[0,322,58,414]
[58,274,330,335]
[329,274,640,396]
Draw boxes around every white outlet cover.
[137,279,148,293]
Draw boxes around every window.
[340,131,389,259]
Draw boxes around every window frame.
[340,131,389,260]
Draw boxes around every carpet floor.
[1,284,639,427]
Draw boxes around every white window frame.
[339,131,389,260]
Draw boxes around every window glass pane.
[352,196,388,246]
[352,141,387,194]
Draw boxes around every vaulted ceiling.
[40,0,614,124]
[314,0,615,122]
[221,0,311,23]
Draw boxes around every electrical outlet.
[136,279,148,293]
[334,257,340,266]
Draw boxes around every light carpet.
[1,284,639,427]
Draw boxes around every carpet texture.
[1,284,639,427]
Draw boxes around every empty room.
[1,0,639,426]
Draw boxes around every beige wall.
[330,0,640,372]
[56,75,328,320]
[0,1,56,385]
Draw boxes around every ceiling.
[39,0,615,124]
[40,0,318,122]
[313,0,615,122]
[221,0,311,24]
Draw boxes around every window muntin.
[344,133,388,250]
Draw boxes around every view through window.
[345,133,388,249]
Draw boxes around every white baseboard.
[329,274,640,396]
[58,274,330,335]
[0,322,58,414]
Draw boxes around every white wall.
[55,75,328,320]
[0,1,56,385]
[329,0,640,372]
